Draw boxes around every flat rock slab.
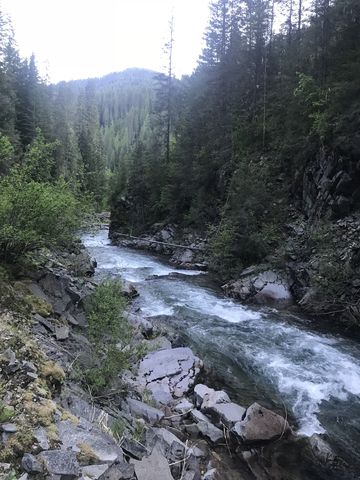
[132,447,174,480]
[232,402,290,444]
[127,398,164,425]
[190,410,223,444]
[57,420,123,463]
[39,450,80,477]
[209,402,246,429]
[137,347,203,399]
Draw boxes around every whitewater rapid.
[83,230,360,447]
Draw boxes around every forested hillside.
[109,0,360,327]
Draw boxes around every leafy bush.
[84,280,132,392]
[0,171,81,261]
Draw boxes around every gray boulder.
[189,410,223,444]
[132,446,174,480]
[55,325,70,340]
[127,398,164,425]
[21,454,43,474]
[38,450,80,477]
[57,420,123,463]
[98,462,135,480]
[194,384,230,410]
[136,347,203,399]
[232,403,290,444]
[209,402,246,429]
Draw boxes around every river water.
[83,229,360,469]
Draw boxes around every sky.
[0,0,211,83]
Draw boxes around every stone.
[55,325,70,340]
[174,399,193,414]
[189,411,223,444]
[22,360,37,373]
[147,428,186,461]
[122,281,139,299]
[39,450,80,477]
[57,420,123,463]
[203,468,217,479]
[127,398,164,425]
[128,314,153,336]
[142,336,172,352]
[34,427,50,451]
[194,384,230,411]
[98,462,135,480]
[209,402,246,429]
[82,464,109,479]
[0,348,19,373]
[21,453,43,474]
[1,423,17,433]
[232,403,290,444]
[132,446,174,480]
[121,437,148,460]
[137,348,202,399]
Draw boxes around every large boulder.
[127,398,164,425]
[38,450,80,478]
[136,347,203,401]
[223,269,293,307]
[232,403,290,444]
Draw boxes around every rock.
[70,251,96,277]
[147,427,186,461]
[232,403,290,444]
[128,314,153,336]
[174,399,194,414]
[203,468,217,479]
[122,281,139,299]
[57,420,123,463]
[137,348,203,399]
[194,384,230,410]
[0,348,20,373]
[223,269,293,307]
[21,453,44,474]
[34,427,50,451]
[98,462,135,480]
[22,360,37,373]
[208,402,246,429]
[142,336,172,352]
[1,423,17,433]
[121,437,148,460]
[132,446,174,480]
[55,325,70,340]
[39,450,80,477]
[82,464,109,479]
[127,398,164,425]
[189,410,223,444]
[39,272,72,315]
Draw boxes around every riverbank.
[109,214,360,334]
[0,228,358,480]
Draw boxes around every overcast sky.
[0,0,211,83]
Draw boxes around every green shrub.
[0,171,81,261]
[84,280,133,392]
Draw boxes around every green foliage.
[0,171,81,261]
[86,280,129,344]
[84,280,132,392]
[23,128,59,182]
[0,133,14,175]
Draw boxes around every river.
[83,229,360,470]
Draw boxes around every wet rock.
[132,446,174,480]
[127,398,164,425]
[232,403,290,444]
[136,347,203,399]
[223,269,293,307]
[55,325,70,340]
[39,450,80,477]
[122,281,139,299]
[57,420,123,463]
[21,453,44,474]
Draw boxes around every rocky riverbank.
[110,214,360,331]
[1,233,356,480]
